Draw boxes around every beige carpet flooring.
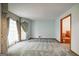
[7,39,77,56]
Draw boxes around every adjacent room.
[0,3,79,56]
[60,14,71,49]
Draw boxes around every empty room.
[0,3,79,56]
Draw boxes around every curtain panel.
[21,22,28,32]
[7,11,19,21]
[7,11,21,41]
[16,19,21,41]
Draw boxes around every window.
[21,26,26,40]
[8,18,19,46]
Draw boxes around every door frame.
[60,14,71,47]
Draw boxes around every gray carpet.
[7,39,77,56]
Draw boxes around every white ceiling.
[8,3,76,20]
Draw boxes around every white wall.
[31,20,55,38]
[54,17,60,41]
[55,4,79,55]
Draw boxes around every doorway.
[60,14,71,47]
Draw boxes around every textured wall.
[1,3,8,54]
[0,3,1,53]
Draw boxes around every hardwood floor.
[7,39,77,56]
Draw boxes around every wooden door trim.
[60,14,71,48]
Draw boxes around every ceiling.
[8,3,76,20]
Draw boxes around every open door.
[60,14,71,44]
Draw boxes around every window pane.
[21,26,26,40]
[8,18,19,46]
